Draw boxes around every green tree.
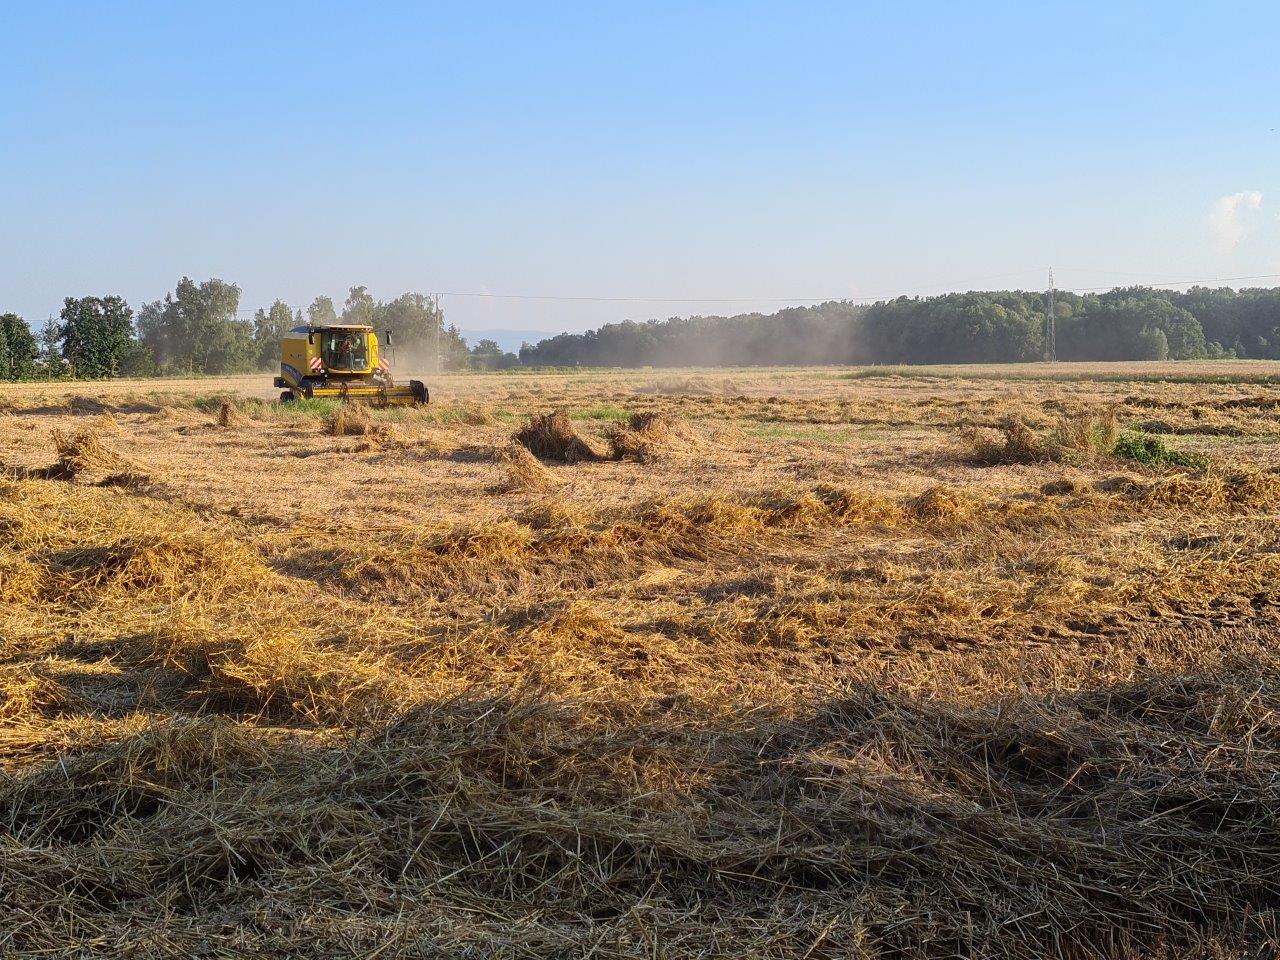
[334,288,447,370]
[520,301,870,367]
[60,296,135,378]
[119,340,157,377]
[135,299,173,367]
[469,338,518,370]
[1133,326,1170,361]
[511,289,1231,367]
[470,338,502,358]
[307,296,338,326]
[1060,293,1205,361]
[375,293,442,348]
[141,278,250,374]
[1172,286,1280,359]
[858,294,1042,364]
[0,314,39,380]
[440,323,471,370]
[38,317,65,378]
[341,286,376,326]
[252,299,297,370]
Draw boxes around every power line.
[428,271,1045,304]
[1062,272,1280,292]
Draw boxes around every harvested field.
[3,362,1280,958]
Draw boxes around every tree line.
[0,279,510,380]
[4,282,1280,381]
[518,286,1280,367]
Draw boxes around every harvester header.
[274,324,428,406]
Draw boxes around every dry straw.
[325,401,376,436]
[23,428,155,486]
[960,408,1120,465]
[495,442,560,492]
[607,412,701,462]
[215,398,250,428]
[4,381,1280,958]
[513,408,602,463]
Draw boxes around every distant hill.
[458,328,562,354]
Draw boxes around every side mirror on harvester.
[384,331,393,346]
[307,332,314,346]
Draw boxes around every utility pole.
[432,293,442,373]
[1045,268,1057,362]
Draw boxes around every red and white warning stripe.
[309,356,323,372]
[378,356,391,372]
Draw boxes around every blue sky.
[2,2,1278,334]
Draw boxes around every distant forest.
[4,283,1280,381]
[519,286,1280,367]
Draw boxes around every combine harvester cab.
[274,324,429,406]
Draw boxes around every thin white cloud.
[1209,190,1263,253]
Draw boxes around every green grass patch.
[743,423,881,443]
[190,394,253,414]
[277,397,343,414]
[578,403,631,422]
[193,395,392,422]
[1112,431,1209,468]
[259,397,344,420]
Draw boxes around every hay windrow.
[215,398,250,428]
[0,551,43,605]
[67,395,113,415]
[191,630,414,722]
[960,408,1121,465]
[322,401,412,451]
[959,416,1048,464]
[48,427,146,482]
[495,442,560,491]
[46,531,266,605]
[513,408,602,463]
[324,401,376,436]
[907,484,985,525]
[1127,468,1280,512]
[607,412,701,461]
[0,477,269,610]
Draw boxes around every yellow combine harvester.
[273,324,429,406]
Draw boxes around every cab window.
[323,332,368,371]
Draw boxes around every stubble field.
[3,362,1280,958]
